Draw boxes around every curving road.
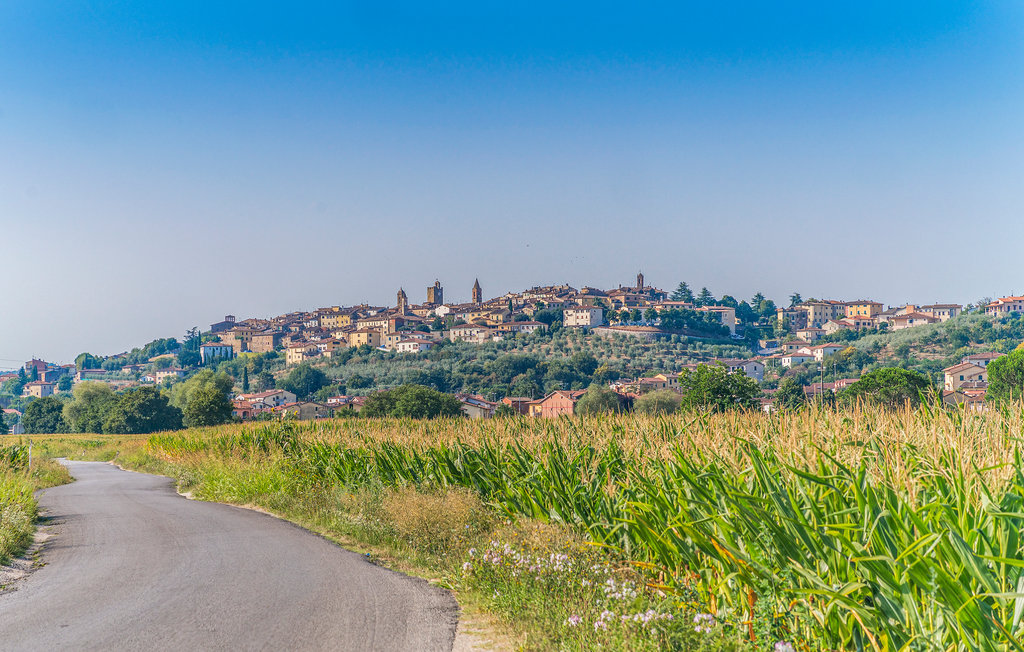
[0,461,458,651]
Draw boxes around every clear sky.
[2,2,1022,365]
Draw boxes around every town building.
[199,342,234,364]
[528,390,586,418]
[348,329,382,349]
[986,297,1024,316]
[845,301,884,318]
[427,280,444,306]
[563,306,604,328]
[24,381,55,398]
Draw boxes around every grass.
[33,403,1024,650]
[0,438,72,565]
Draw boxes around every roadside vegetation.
[0,441,71,565]
[30,402,1024,650]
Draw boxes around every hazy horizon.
[3,2,1023,365]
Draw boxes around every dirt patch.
[0,515,56,594]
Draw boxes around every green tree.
[62,381,118,433]
[28,366,38,382]
[634,389,681,415]
[569,351,599,377]
[670,282,694,303]
[278,364,330,400]
[986,349,1024,403]
[183,385,233,428]
[177,327,202,368]
[103,386,183,434]
[774,377,807,410]
[57,375,73,392]
[789,293,803,307]
[255,370,275,392]
[22,397,69,434]
[838,368,933,409]
[361,384,463,419]
[74,352,102,371]
[168,369,234,410]
[677,364,761,412]
[695,287,715,307]
[241,367,250,392]
[574,384,622,415]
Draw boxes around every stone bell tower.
[472,279,482,305]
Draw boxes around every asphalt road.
[0,461,458,651]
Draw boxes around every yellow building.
[348,329,381,348]
[320,313,353,330]
[845,300,883,319]
[285,342,319,366]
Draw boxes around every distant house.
[200,342,234,364]
[920,304,962,321]
[782,340,810,353]
[458,394,497,419]
[276,401,333,420]
[24,380,56,398]
[528,390,586,418]
[889,312,939,330]
[780,352,815,368]
[494,321,547,335]
[285,342,320,366]
[845,301,884,318]
[717,359,765,382]
[500,397,534,415]
[942,388,987,412]
[449,324,492,344]
[236,390,297,409]
[591,326,667,342]
[155,368,185,383]
[795,327,825,342]
[231,399,256,420]
[249,330,283,354]
[3,408,23,434]
[985,297,1024,316]
[943,362,988,392]
[209,315,237,333]
[810,343,846,362]
[348,329,382,349]
[76,368,108,382]
[396,338,434,353]
[563,306,604,328]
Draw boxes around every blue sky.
[2,2,1022,364]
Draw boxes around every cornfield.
[0,443,29,470]
[146,405,1024,650]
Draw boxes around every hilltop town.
[4,274,1024,432]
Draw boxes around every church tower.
[472,279,482,305]
[427,280,443,306]
[397,287,409,314]
[636,271,645,290]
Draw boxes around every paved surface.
[0,461,458,651]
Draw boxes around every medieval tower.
[472,279,482,305]
[427,280,443,305]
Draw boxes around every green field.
[21,405,1024,650]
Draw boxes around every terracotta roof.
[964,352,1003,361]
[943,362,984,374]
